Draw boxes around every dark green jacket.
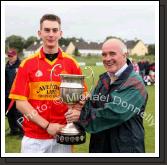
[78,61,148,153]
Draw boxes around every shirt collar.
[115,63,128,77]
[108,63,128,78]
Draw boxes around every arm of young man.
[16,100,64,136]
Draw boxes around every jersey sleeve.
[9,63,30,100]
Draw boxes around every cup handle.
[83,66,95,96]
[50,64,62,81]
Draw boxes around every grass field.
[5,66,155,153]
[74,55,155,66]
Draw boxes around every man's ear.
[38,30,41,38]
[123,53,126,58]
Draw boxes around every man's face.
[8,55,17,63]
[102,43,126,73]
[38,20,62,48]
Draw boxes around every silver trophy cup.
[56,74,86,145]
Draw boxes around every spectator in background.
[149,62,155,73]
[143,75,152,86]
[142,61,155,85]
[138,58,146,78]
[149,62,155,84]
[5,48,23,136]
[132,59,140,74]
[144,60,150,76]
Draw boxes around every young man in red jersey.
[9,14,86,153]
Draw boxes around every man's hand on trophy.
[46,123,65,136]
[72,102,84,111]
[65,109,81,123]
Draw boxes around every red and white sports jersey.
[9,47,87,139]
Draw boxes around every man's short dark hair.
[40,14,61,29]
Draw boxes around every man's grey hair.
[103,38,128,55]
[121,46,128,54]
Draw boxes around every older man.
[67,38,148,153]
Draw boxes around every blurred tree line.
[5,35,38,55]
[5,35,155,56]
[5,35,84,55]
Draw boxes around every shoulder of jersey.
[20,52,39,67]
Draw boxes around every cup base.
[56,131,86,145]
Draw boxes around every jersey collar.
[39,47,63,59]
